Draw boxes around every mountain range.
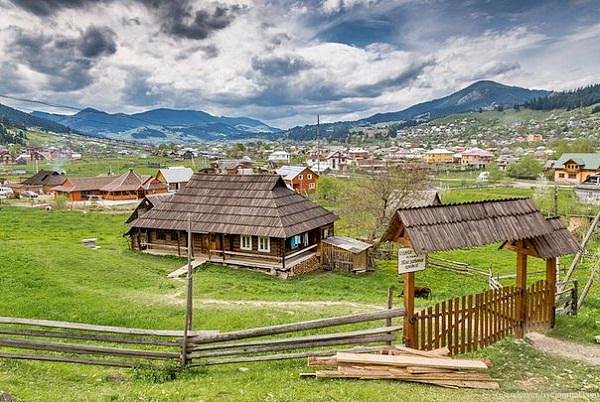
[1,80,554,143]
[284,80,551,140]
[31,108,280,143]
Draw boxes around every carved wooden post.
[515,250,528,338]
[545,258,557,327]
[403,272,416,347]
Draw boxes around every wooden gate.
[413,280,553,355]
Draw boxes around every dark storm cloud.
[77,26,117,57]
[8,26,117,92]
[251,55,312,77]
[147,1,246,40]
[8,0,110,16]
[10,0,245,41]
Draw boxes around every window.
[568,173,576,179]
[303,232,309,246]
[323,227,330,239]
[258,236,270,252]
[241,235,252,250]
[307,174,313,180]
[156,230,166,241]
[558,173,565,178]
[298,174,303,180]
[309,182,316,190]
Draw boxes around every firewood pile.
[301,346,499,389]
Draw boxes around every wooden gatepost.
[382,198,580,353]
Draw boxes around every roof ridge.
[397,196,531,211]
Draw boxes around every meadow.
[0,192,599,401]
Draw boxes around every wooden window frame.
[240,235,252,251]
[258,236,270,253]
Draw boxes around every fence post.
[515,251,527,338]
[403,272,416,348]
[386,288,393,345]
[545,258,557,327]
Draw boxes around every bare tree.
[340,164,430,243]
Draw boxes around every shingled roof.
[524,217,581,259]
[22,170,68,186]
[128,173,336,238]
[384,198,558,254]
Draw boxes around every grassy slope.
[0,206,599,400]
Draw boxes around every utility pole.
[553,185,558,216]
[316,115,320,174]
[181,214,194,367]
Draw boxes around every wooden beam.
[188,308,405,344]
[335,352,489,370]
[403,272,416,348]
[546,258,557,327]
[515,249,528,338]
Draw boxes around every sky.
[0,0,599,128]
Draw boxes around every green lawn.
[0,207,599,401]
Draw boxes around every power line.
[0,94,82,112]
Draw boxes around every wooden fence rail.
[0,304,405,369]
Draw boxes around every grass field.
[1,204,599,401]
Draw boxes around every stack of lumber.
[302,346,498,389]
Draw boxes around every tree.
[340,165,429,242]
[316,176,342,202]
[486,163,505,184]
[506,156,542,180]
[550,138,595,157]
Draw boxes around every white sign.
[397,247,426,274]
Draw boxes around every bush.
[50,195,69,210]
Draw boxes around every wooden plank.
[453,297,459,355]
[420,309,426,350]
[0,351,144,368]
[447,299,453,353]
[188,308,405,344]
[188,326,402,351]
[386,288,393,346]
[0,337,179,360]
[0,328,178,347]
[441,301,447,348]
[434,303,440,350]
[199,346,383,366]
[0,317,211,337]
[406,366,457,374]
[466,295,473,353]
[313,368,493,381]
[427,306,433,351]
[335,352,489,370]
[473,293,480,352]
[188,334,395,358]
[460,296,466,354]
[391,346,451,358]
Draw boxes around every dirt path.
[161,292,382,310]
[526,332,600,366]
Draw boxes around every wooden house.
[126,173,337,277]
[553,153,600,184]
[17,170,70,194]
[205,159,255,175]
[276,165,319,194]
[155,167,193,192]
[53,169,168,201]
[321,236,372,273]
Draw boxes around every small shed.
[321,236,373,272]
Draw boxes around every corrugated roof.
[157,167,193,184]
[555,153,600,169]
[386,198,555,254]
[276,166,314,180]
[323,236,372,253]
[129,173,336,238]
